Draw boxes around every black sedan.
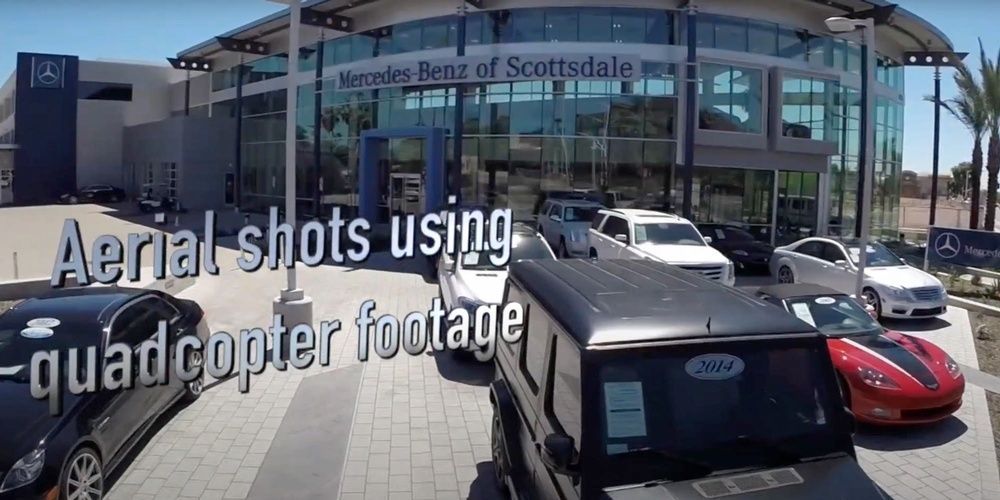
[0,288,209,500]
[697,223,774,274]
[60,185,126,204]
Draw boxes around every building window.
[78,81,133,101]
[698,63,763,134]
[781,75,839,141]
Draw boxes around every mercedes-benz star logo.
[934,232,961,259]
[36,61,60,85]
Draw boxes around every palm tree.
[978,39,1000,230]
[927,60,988,229]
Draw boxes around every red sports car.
[755,283,965,425]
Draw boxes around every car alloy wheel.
[491,413,510,495]
[63,448,103,500]
[862,288,882,319]
[183,350,205,401]
[777,266,794,284]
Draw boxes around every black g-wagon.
[490,259,887,500]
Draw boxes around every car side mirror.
[614,234,628,243]
[539,433,577,475]
[703,236,713,244]
[835,259,849,268]
[550,214,562,222]
[442,254,455,272]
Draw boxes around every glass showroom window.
[781,75,838,140]
[244,54,288,85]
[699,63,763,134]
[692,167,774,242]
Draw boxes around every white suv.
[537,198,605,257]
[587,209,736,286]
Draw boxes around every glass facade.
[780,75,839,140]
[215,6,906,239]
[698,63,763,134]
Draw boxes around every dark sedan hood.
[0,380,79,470]
[602,456,885,500]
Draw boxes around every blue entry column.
[358,127,447,222]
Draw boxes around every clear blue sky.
[1,0,997,178]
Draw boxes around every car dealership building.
[0,0,954,244]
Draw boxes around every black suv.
[490,259,886,499]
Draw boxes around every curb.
[949,295,1000,317]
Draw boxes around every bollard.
[12,251,18,280]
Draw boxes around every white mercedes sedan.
[769,237,948,319]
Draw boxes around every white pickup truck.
[587,208,736,286]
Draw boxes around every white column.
[271,0,312,362]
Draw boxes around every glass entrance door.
[388,173,423,215]
[776,171,819,245]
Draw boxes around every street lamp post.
[270,0,313,361]
[826,16,875,301]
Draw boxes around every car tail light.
[858,366,900,390]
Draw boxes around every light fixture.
[824,16,866,33]
[167,57,213,72]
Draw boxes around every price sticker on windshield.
[684,354,745,380]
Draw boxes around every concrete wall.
[76,99,127,187]
[123,116,235,210]
[180,116,236,211]
[78,59,184,127]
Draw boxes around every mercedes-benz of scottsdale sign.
[927,226,1000,269]
[331,54,641,92]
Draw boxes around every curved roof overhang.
[177,0,954,60]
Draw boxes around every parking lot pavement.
[4,204,996,500]
[855,308,1000,500]
[106,250,503,500]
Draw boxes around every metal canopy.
[166,57,213,72]
[216,37,270,55]
[301,7,353,31]
[903,51,969,67]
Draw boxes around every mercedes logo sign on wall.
[31,57,64,88]
[934,232,961,259]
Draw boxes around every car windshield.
[564,206,598,222]
[594,339,846,488]
[846,242,904,267]
[459,234,552,270]
[635,223,706,246]
[0,316,100,382]
[784,296,881,337]
[702,226,754,242]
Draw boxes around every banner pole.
[923,226,931,271]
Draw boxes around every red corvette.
[756,283,965,425]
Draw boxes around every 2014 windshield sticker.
[814,297,836,305]
[21,327,54,339]
[603,381,647,438]
[26,317,61,328]
[684,353,745,380]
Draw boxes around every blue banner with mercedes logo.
[31,55,65,89]
[927,226,1000,269]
